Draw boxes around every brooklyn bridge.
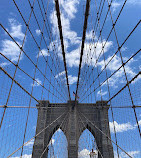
[0,0,141,157]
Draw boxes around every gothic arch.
[78,128,97,158]
[32,100,114,158]
[47,128,68,158]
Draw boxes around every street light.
[90,149,97,158]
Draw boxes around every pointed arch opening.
[78,129,98,158]
[47,128,68,158]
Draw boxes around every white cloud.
[78,149,98,158]
[60,0,79,19]
[12,154,31,158]
[138,120,141,125]
[66,40,113,67]
[97,90,107,96]
[0,62,10,67]
[50,0,113,69]
[31,78,42,87]
[121,46,127,52]
[78,149,90,158]
[111,0,141,12]
[98,54,137,87]
[0,18,24,66]
[37,49,50,57]
[35,29,41,36]
[25,139,34,148]
[55,71,65,78]
[111,2,121,12]
[8,18,24,40]
[49,0,81,62]
[0,40,22,62]
[50,10,81,46]
[109,121,135,133]
[135,120,141,126]
[55,71,77,85]
[68,75,78,84]
[86,30,97,41]
[131,73,141,83]
[65,47,80,67]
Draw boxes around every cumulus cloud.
[31,78,42,87]
[0,18,24,66]
[78,149,90,158]
[12,154,31,158]
[109,121,135,133]
[49,0,81,68]
[25,139,34,148]
[78,149,98,158]
[66,40,113,67]
[135,120,141,126]
[0,61,11,67]
[50,10,81,46]
[97,90,107,97]
[49,0,140,92]
[49,0,139,91]
[131,73,141,83]
[111,0,141,12]
[121,46,128,52]
[59,0,79,19]
[98,54,138,87]
[68,75,78,84]
[37,49,50,57]
[55,71,66,78]
[110,0,141,13]
[55,71,77,85]
[111,2,121,12]
[50,0,113,69]
[8,18,24,40]
[35,29,41,36]
[86,30,98,42]
[0,40,21,62]
[138,120,141,125]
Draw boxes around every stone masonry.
[32,100,114,158]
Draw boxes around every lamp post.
[90,149,97,158]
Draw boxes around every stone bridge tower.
[32,100,114,158]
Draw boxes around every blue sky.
[0,0,141,157]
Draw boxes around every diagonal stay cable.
[0,24,67,101]
[77,110,104,158]
[0,52,66,102]
[78,0,128,94]
[39,111,69,158]
[106,0,141,137]
[10,0,68,100]
[7,111,68,158]
[0,66,61,105]
[75,0,91,100]
[78,111,133,158]
[79,20,141,100]
[54,0,71,100]
[81,71,141,103]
